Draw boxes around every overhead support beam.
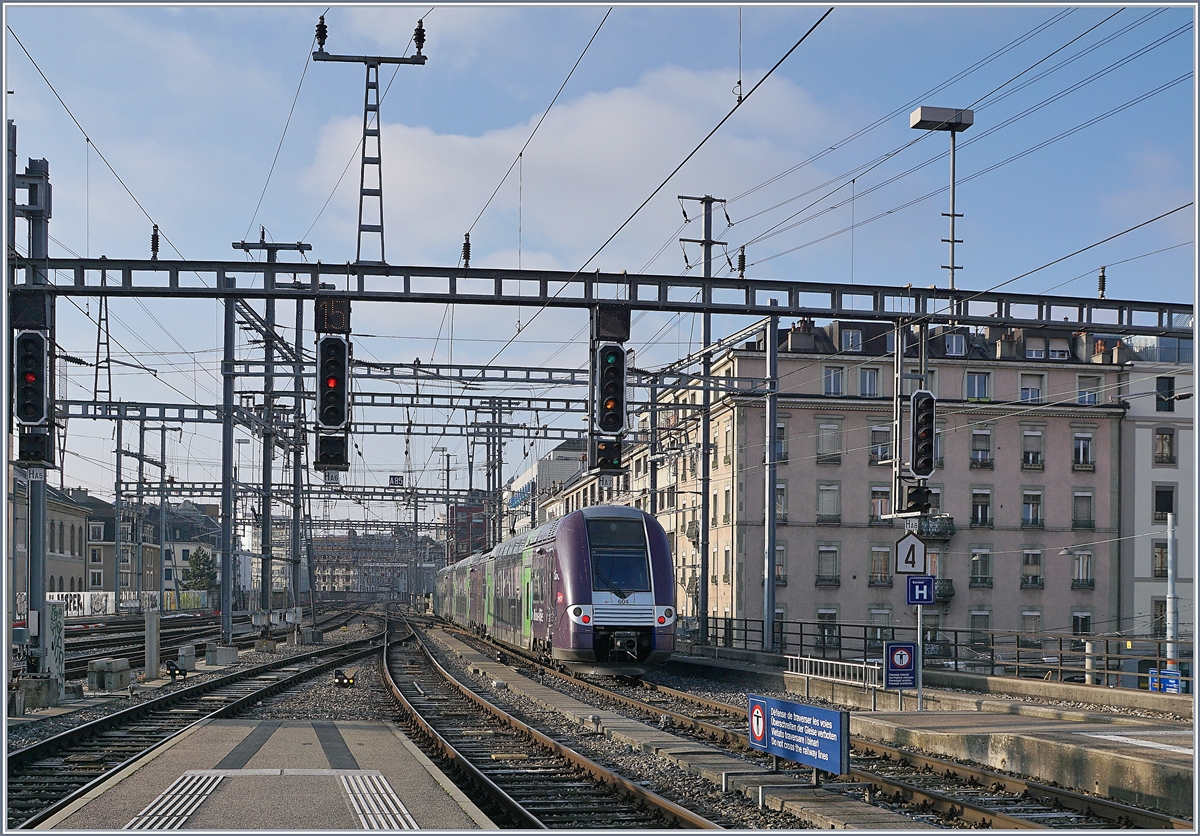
[18,257,1191,338]
[134,480,491,505]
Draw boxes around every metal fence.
[700,617,1193,693]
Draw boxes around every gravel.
[7,621,382,752]
[418,631,814,829]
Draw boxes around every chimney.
[996,331,1016,360]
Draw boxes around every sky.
[3,3,1196,524]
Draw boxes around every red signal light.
[326,376,339,389]
[23,372,37,384]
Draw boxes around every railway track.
[62,609,359,680]
[383,619,721,829]
[6,631,385,829]
[448,627,1191,830]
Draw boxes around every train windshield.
[586,518,651,597]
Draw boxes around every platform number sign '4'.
[894,532,928,575]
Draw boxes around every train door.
[522,554,532,649]
[485,560,495,634]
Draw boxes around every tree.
[182,546,217,592]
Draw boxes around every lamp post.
[910,106,973,290]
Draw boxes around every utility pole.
[1166,512,1179,673]
[763,302,779,652]
[219,274,236,645]
[679,194,725,642]
[292,297,304,616]
[233,230,310,631]
[312,15,426,263]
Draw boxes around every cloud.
[303,64,837,275]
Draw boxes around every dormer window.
[1025,339,1045,359]
[1049,337,1071,359]
[945,333,966,356]
[841,329,863,352]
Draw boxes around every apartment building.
[1119,336,1193,640]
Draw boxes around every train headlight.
[567,605,593,626]
[665,608,673,618]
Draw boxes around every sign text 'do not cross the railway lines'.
[747,694,849,775]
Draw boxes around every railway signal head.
[591,436,623,473]
[316,335,350,430]
[314,433,349,471]
[905,485,932,514]
[14,330,49,426]
[910,389,936,479]
[594,343,627,434]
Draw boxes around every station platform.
[37,719,496,830]
[669,647,1194,819]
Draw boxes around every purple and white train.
[434,505,676,676]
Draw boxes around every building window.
[816,483,841,524]
[870,486,891,523]
[945,333,966,356]
[868,426,890,465]
[1072,552,1094,588]
[1021,492,1043,528]
[817,609,839,647]
[90,570,103,588]
[970,431,992,468]
[1049,338,1072,360]
[1022,551,1043,587]
[1152,541,1168,578]
[1025,342,1045,359]
[776,483,787,522]
[928,487,942,513]
[970,612,991,646]
[1021,611,1042,643]
[816,546,839,586]
[1153,485,1175,523]
[966,372,990,400]
[971,491,992,527]
[90,522,104,541]
[817,422,841,464]
[723,546,732,577]
[933,425,943,467]
[1072,612,1092,636]
[1152,599,1167,638]
[90,548,102,564]
[1072,493,1094,529]
[1072,433,1094,470]
[860,367,879,398]
[775,421,788,460]
[1022,431,1043,469]
[723,488,732,525]
[1077,376,1101,406]
[867,610,892,648]
[841,329,863,352]
[970,549,992,586]
[869,546,891,586]
[1154,428,1176,465]
[1156,376,1175,412]
[182,548,190,562]
[824,366,844,397]
[1020,373,1044,403]
[164,568,173,582]
[775,542,787,585]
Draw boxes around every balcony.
[722,573,731,584]
[775,575,787,587]
[868,451,889,466]
[1020,575,1044,589]
[970,516,993,529]
[816,514,841,525]
[1071,578,1095,590]
[816,575,841,587]
[1153,566,1168,579]
[934,578,955,601]
[969,575,993,589]
[776,513,788,525]
[1072,461,1095,472]
[1021,518,1044,530]
[918,516,956,540]
[1072,518,1095,530]
[869,515,893,527]
[1021,454,1044,471]
[723,453,731,465]
[1155,453,1177,465]
[969,456,994,470]
[868,574,892,587]
[721,513,731,525]
[1154,510,1171,523]
[817,455,842,466]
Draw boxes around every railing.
[816,514,841,525]
[787,655,880,688]
[1154,453,1177,465]
[1020,575,1044,589]
[969,575,993,588]
[934,578,955,600]
[1022,454,1044,470]
[969,456,994,469]
[815,575,840,587]
[868,573,892,587]
[918,516,955,540]
[1073,461,1095,472]
[695,617,1194,693]
[1021,517,1044,529]
[1072,578,1096,590]
[1072,518,1096,530]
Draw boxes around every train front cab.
[554,507,675,675]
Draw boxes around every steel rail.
[395,620,722,829]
